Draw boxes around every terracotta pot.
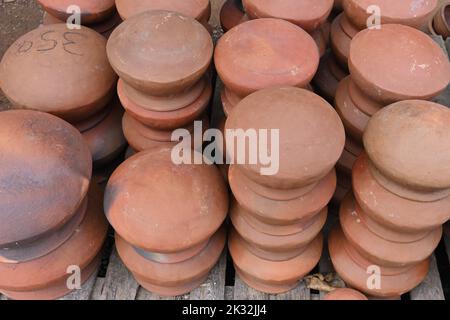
[37,0,116,25]
[0,110,91,263]
[220,86,243,117]
[433,2,450,39]
[311,22,331,57]
[105,146,228,253]
[242,0,333,33]
[324,288,368,300]
[225,87,345,189]
[0,185,108,300]
[337,134,363,176]
[340,193,442,268]
[353,153,450,233]
[349,24,450,105]
[229,229,323,294]
[330,13,352,69]
[116,227,225,297]
[312,51,348,102]
[347,77,382,116]
[363,100,450,201]
[333,0,343,11]
[215,19,319,97]
[343,0,438,30]
[220,0,249,32]
[115,0,211,23]
[0,24,117,123]
[329,225,430,298]
[125,146,137,160]
[107,11,213,96]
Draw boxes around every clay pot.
[104,146,228,253]
[115,0,211,23]
[0,185,108,300]
[220,0,249,32]
[37,0,116,25]
[363,100,450,201]
[347,77,382,116]
[433,2,450,39]
[324,288,368,300]
[0,24,117,123]
[242,0,333,33]
[215,19,320,97]
[349,24,450,105]
[229,229,323,294]
[330,13,352,69]
[225,87,345,189]
[0,110,92,263]
[343,0,438,30]
[107,11,213,96]
[312,51,348,102]
[329,225,430,298]
[311,21,331,57]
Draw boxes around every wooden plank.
[410,254,445,300]
[0,294,7,300]
[59,272,97,300]
[135,288,188,301]
[90,277,107,300]
[209,0,226,28]
[189,251,227,300]
[233,276,269,300]
[268,281,310,300]
[224,286,234,300]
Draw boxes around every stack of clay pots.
[215,18,319,118]
[324,288,367,300]
[429,1,450,39]
[0,24,126,167]
[104,146,228,296]
[226,87,345,293]
[330,100,450,298]
[106,11,213,153]
[220,0,249,32]
[333,24,450,202]
[0,110,108,300]
[39,0,122,38]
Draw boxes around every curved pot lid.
[115,0,211,22]
[215,18,319,97]
[0,24,117,123]
[363,100,450,192]
[330,13,352,69]
[0,110,91,248]
[107,11,213,96]
[225,87,345,189]
[104,146,228,253]
[242,0,333,32]
[324,288,368,300]
[220,0,249,32]
[349,24,450,104]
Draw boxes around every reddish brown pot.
[433,2,450,39]
[353,153,450,233]
[116,227,225,297]
[115,0,211,23]
[330,13,352,69]
[229,229,323,294]
[0,110,92,262]
[324,288,368,300]
[0,24,117,123]
[329,225,430,298]
[225,87,345,189]
[343,0,438,30]
[0,185,108,300]
[349,24,450,105]
[347,77,382,116]
[37,0,116,25]
[105,146,228,253]
[363,100,450,201]
[215,19,319,97]
[107,11,213,96]
[220,0,249,32]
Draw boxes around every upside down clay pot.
[432,1,450,39]
[312,51,348,102]
[0,24,117,123]
[215,19,319,97]
[0,110,92,263]
[330,13,352,69]
[107,11,213,96]
[220,0,249,32]
[324,288,368,300]
[363,100,450,201]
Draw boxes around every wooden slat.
[410,254,445,300]
[233,276,269,300]
[269,281,310,300]
[90,277,107,300]
[135,288,188,300]
[224,286,234,300]
[59,272,98,300]
[189,251,227,300]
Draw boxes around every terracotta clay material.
[0,185,108,300]
[229,165,336,225]
[349,24,450,104]
[343,0,438,30]
[330,13,352,69]
[347,77,382,116]
[116,227,225,297]
[0,24,117,123]
[107,11,213,96]
[312,21,331,58]
[340,193,442,268]
[0,110,92,262]
[363,100,450,200]
[433,2,450,39]
[37,0,116,25]
[327,50,348,81]
[324,288,368,300]
[329,225,430,298]
[242,0,333,33]
[220,0,249,32]
[115,0,211,23]
[353,153,450,233]
[225,87,345,189]
[229,229,323,294]
[220,86,242,117]
[215,19,319,97]
[105,146,228,253]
